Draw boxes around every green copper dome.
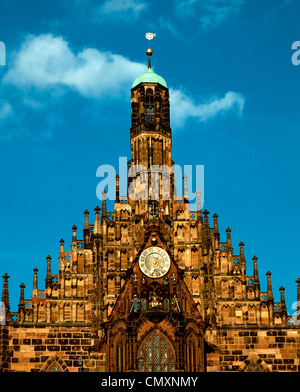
[132,68,167,88]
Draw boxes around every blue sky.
[0,0,299,313]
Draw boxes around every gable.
[106,225,204,326]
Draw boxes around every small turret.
[45,255,52,288]
[239,242,245,262]
[102,190,107,218]
[1,273,10,320]
[72,224,77,252]
[59,238,65,258]
[266,271,274,302]
[202,209,211,254]
[84,209,89,229]
[115,174,120,203]
[279,286,287,325]
[183,175,189,211]
[94,206,101,235]
[213,213,220,249]
[18,282,25,319]
[279,286,287,310]
[213,213,219,233]
[32,267,38,298]
[196,190,202,220]
[295,278,300,324]
[252,255,260,298]
[226,227,232,251]
[72,225,77,242]
[83,209,90,244]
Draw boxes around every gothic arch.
[113,328,127,372]
[185,319,205,372]
[137,318,175,344]
[137,329,175,372]
[239,353,270,372]
[107,320,128,371]
[41,355,69,372]
[186,331,198,372]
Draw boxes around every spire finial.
[145,32,155,68]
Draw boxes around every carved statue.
[131,294,140,313]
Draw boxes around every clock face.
[139,247,170,278]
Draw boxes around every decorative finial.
[145,32,156,68]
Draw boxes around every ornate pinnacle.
[279,286,287,310]
[84,209,90,230]
[252,255,259,282]
[18,283,25,312]
[2,273,10,317]
[226,227,232,249]
[32,267,38,298]
[46,255,52,281]
[266,271,274,301]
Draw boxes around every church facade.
[1,46,300,373]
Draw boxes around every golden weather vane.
[145,32,156,68]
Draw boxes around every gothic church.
[1,44,300,373]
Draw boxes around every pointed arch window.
[245,361,264,372]
[42,355,69,372]
[239,353,270,372]
[187,339,197,372]
[48,362,62,372]
[138,331,175,372]
[116,337,126,372]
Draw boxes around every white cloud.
[170,88,245,128]
[0,101,13,120]
[175,0,245,29]
[3,34,145,99]
[1,33,245,137]
[100,0,147,16]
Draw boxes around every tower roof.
[132,33,167,89]
[132,67,167,89]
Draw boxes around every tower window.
[145,88,155,127]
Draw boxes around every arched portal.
[137,330,175,372]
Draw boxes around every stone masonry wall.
[1,325,105,372]
[205,327,300,372]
